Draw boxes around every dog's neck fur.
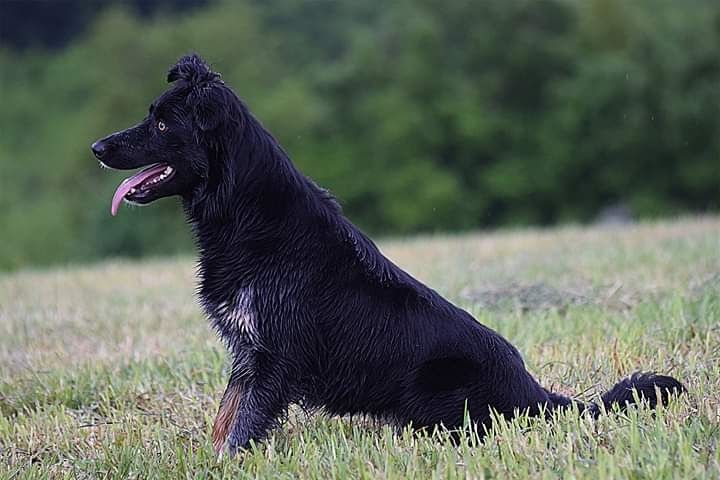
[184,107,341,315]
[182,95,417,339]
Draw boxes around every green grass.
[1,216,718,479]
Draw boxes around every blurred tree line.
[0,0,718,269]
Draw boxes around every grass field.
[1,216,718,479]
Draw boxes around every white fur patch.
[213,288,258,341]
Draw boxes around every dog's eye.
[157,121,167,132]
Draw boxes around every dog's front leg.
[224,362,292,456]
[212,353,293,457]
[212,367,246,455]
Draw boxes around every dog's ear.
[188,85,225,132]
[168,54,225,132]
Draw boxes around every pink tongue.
[111,164,168,216]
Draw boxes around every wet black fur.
[93,54,686,454]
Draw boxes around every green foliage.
[1,0,718,269]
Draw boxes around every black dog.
[92,54,685,455]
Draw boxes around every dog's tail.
[548,372,686,418]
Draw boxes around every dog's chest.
[206,287,259,344]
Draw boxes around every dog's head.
[92,54,232,215]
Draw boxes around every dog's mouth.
[110,163,175,216]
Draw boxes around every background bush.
[1,0,718,269]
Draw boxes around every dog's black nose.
[91,141,106,159]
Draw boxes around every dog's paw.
[224,431,254,459]
[214,441,247,462]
